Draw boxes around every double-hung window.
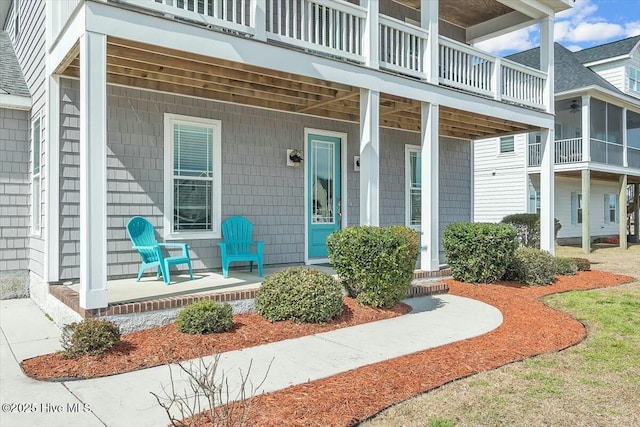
[31,114,41,235]
[164,114,221,239]
[629,67,640,93]
[604,194,618,224]
[405,145,421,230]
[571,192,583,225]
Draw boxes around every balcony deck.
[52,0,548,114]
[528,139,640,171]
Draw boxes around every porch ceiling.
[555,171,640,184]
[394,0,514,27]
[57,37,535,140]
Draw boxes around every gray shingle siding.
[0,107,30,295]
[58,79,472,279]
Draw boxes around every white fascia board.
[588,163,640,178]
[48,3,86,74]
[582,55,630,68]
[557,87,640,114]
[0,94,32,110]
[496,0,554,19]
[467,11,535,44]
[85,1,554,129]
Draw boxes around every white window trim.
[577,192,583,225]
[405,144,421,231]
[31,112,42,236]
[163,113,222,240]
[629,67,640,93]
[498,135,516,155]
[604,193,618,224]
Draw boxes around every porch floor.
[70,265,336,305]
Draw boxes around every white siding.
[473,133,528,222]
[555,176,621,239]
[590,61,626,92]
[10,0,47,278]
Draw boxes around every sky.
[476,0,640,56]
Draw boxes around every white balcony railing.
[379,15,428,79]
[438,37,494,98]
[266,0,366,62]
[528,142,541,167]
[555,138,582,164]
[70,0,549,110]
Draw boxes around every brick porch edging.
[49,268,452,319]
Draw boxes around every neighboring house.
[474,37,640,252]
[0,0,569,312]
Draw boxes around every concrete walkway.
[0,295,503,427]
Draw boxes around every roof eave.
[0,94,32,110]
[556,86,640,112]
[583,54,632,68]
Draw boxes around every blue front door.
[307,133,341,259]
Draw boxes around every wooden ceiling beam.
[107,37,353,94]
[297,92,359,113]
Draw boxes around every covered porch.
[45,0,558,311]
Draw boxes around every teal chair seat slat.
[126,216,194,284]
[217,216,264,278]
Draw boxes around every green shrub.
[256,267,343,323]
[61,319,121,358]
[507,247,555,285]
[442,222,518,283]
[553,257,578,276]
[572,257,591,271]
[176,300,233,334]
[501,213,562,248]
[326,225,419,308]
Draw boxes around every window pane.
[410,190,421,226]
[607,103,622,144]
[577,194,582,224]
[311,140,335,224]
[33,119,40,174]
[500,136,514,153]
[410,151,421,187]
[409,149,421,227]
[174,179,212,231]
[590,98,606,141]
[627,111,640,149]
[33,177,40,231]
[174,124,213,177]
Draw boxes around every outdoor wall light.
[354,156,360,171]
[287,149,303,168]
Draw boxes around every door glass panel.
[311,140,335,224]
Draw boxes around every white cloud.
[565,44,583,52]
[626,21,640,37]
[475,27,537,55]
[556,0,598,23]
[567,22,625,42]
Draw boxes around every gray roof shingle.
[0,30,30,98]
[573,35,640,64]
[506,43,622,95]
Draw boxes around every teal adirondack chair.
[218,216,264,278]
[126,216,194,284]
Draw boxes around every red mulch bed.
[21,297,411,380]
[192,270,633,427]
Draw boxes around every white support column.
[540,128,555,254]
[581,95,591,162]
[79,31,108,309]
[622,108,628,167]
[619,175,628,249]
[359,88,380,226]
[581,169,591,253]
[420,102,439,271]
[251,0,266,41]
[361,0,379,68]
[540,16,554,114]
[45,75,60,283]
[421,0,438,84]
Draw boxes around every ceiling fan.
[569,100,581,114]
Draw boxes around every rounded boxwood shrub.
[508,247,556,285]
[443,222,518,283]
[326,225,420,308]
[553,257,578,276]
[572,257,591,271]
[255,267,343,323]
[501,213,562,248]
[176,300,233,334]
[61,319,121,358]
